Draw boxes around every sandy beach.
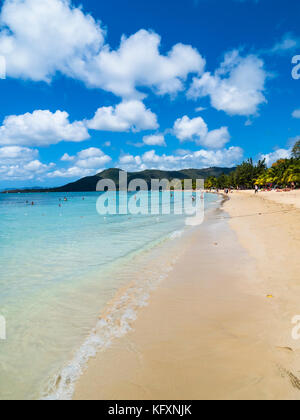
[233,189,300,210]
[74,191,300,400]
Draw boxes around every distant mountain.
[1,167,235,193]
[1,186,43,192]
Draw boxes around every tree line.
[204,140,300,190]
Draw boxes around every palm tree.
[282,163,300,186]
[292,140,300,160]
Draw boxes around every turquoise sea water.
[0,191,219,400]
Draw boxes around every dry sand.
[236,189,300,209]
[74,191,300,400]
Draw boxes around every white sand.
[74,191,300,400]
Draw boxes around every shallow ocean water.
[0,191,219,400]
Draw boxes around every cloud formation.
[0,0,104,82]
[0,0,205,99]
[268,33,300,55]
[0,146,54,180]
[259,148,291,167]
[173,115,230,149]
[87,100,158,132]
[49,147,111,178]
[118,147,243,172]
[188,50,267,116]
[0,110,90,146]
[142,134,166,146]
[0,0,283,185]
[0,145,37,162]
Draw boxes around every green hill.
[2,167,236,193]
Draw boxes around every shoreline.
[43,198,207,400]
[74,191,300,400]
[43,224,192,400]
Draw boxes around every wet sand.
[74,192,300,400]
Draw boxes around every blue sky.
[0,0,299,188]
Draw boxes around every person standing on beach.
[255,185,259,194]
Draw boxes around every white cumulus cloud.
[118,147,243,172]
[143,134,166,146]
[173,115,230,149]
[188,50,267,116]
[0,146,54,180]
[0,110,90,147]
[76,147,111,169]
[50,147,111,178]
[47,166,94,179]
[0,145,37,162]
[87,100,158,132]
[0,0,104,82]
[0,0,205,99]
[259,149,291,167]
[79,30,205,98]
[61,153,75,162]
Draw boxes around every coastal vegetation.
[205,140,300,190]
